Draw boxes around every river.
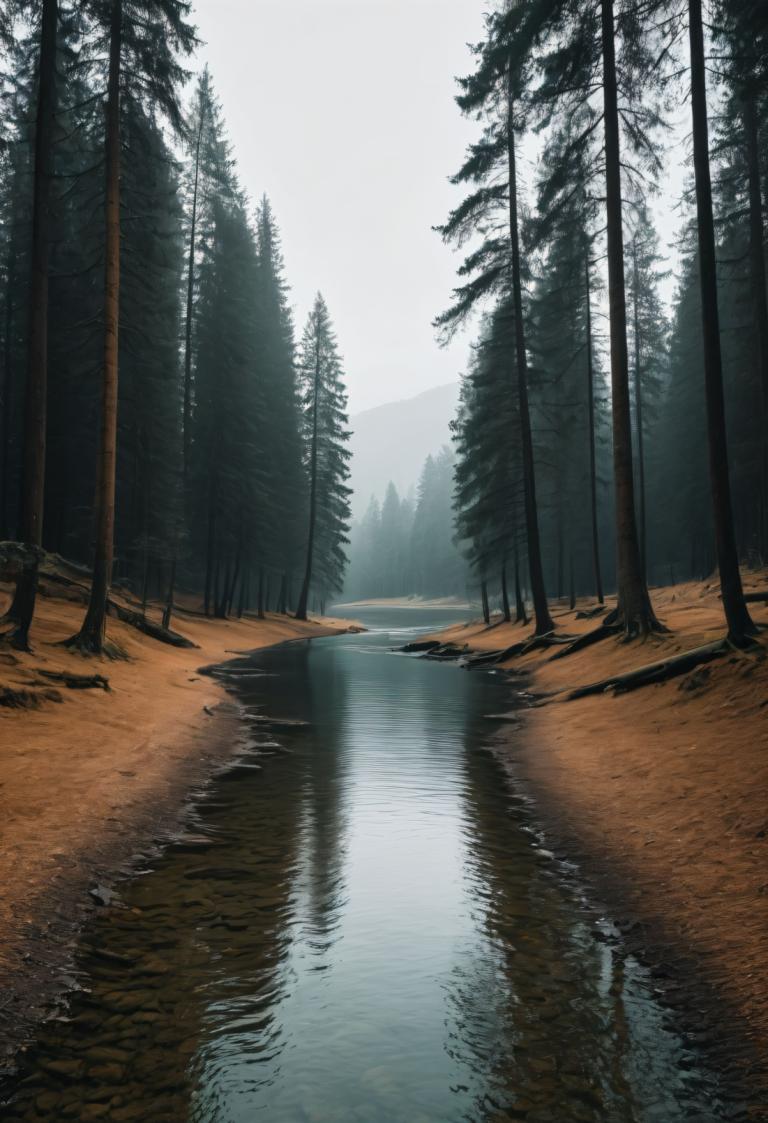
[4,607,726,1122]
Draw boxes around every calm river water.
[5,607,727,1122]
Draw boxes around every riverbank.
[0,580,357,1073]
[429,575,768,1111]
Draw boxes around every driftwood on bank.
[565,640,732,699]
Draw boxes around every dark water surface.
[5,607,726,1122]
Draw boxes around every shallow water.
[5,607,726,1121]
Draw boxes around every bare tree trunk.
[69,0,122,654]
[585,256,604,603]
[7,0,57,649]
[257,566,265,618]
[688,0,756,644]
[296,342,321,620]
[480,578,490,625]
[514,533,527,623]
[500,562,511,622]
[600,0,660,635]
[743,91,768,561]
[507,78,554,636]
[1,215,19,543]
[632,241,647,579]
[277,572,287,615]
[569,553,576,611]
[162,555,176,631]
[203,470,217,616]
[182,105,205,489]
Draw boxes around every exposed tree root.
[0,685,63,709]
[33,669,110,691]
[549,622,622,661]
[107,602,198,649]
[744,591,768,603]
[565,639,736,699]
[35,564,197,649]
[62,633,128,661]
[575,604,606,620]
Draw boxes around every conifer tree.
[436,7,555,636]
[295,294,351,621]
[68,0,195,654]
[686,0,756,643]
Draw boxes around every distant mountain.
[348,382,460,517]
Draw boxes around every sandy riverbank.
[0,581,357,1072]
[429,575,768,1110]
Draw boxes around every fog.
[192,0,487,413]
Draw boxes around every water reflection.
[4,608,726,1122]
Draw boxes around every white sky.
[191,0,487,413]
[191,0,690,415]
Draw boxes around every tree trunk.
[569,553,576,611]
[688,0,756,643]
[501,562,511,621]
[69,0,122,654]
[7,0,57,649]
[162,555,176,631]
[257,566,265,618]
[227,536,242,617]
[632,241,647,579]
[514,534,527,623]
[480,578,490,625]
[203,471,217,616]
[1,211,19,543]
[743,90,768,561]
[277,572,287,615]
[585,256,604,603]
[600,0,660,635]
[182,106,205,489]
[507,78,554,636]
[296,342,321,620]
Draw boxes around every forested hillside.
[0,2,352,651]
[348,382,459,519]
[344,447,466,601]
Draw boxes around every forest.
[439,0,767,648]
[0,1,352,654]
[344,449,467,602]
[1,0,768,1120]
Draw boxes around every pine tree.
[436,7,555,636]
[687,0,756,643]
[68,0,195,654]
[295,294,351,621]
[4,0,58,649]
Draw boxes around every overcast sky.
[191,0,487,414]
[191,0,688,416]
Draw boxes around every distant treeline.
[438,0,768,643]
[0,3,351,651]
[345,448,466,601]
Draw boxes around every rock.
[88,884,115,908]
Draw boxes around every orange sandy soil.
[0,580,356,1070]
[432,575,768,1110]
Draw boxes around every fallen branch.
[566,640,731,699]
